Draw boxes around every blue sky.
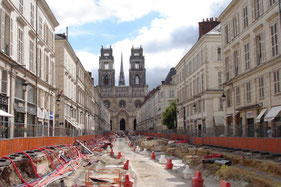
[46,0,232,90]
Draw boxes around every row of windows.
[226,69,281,107]
[225,22,279,81]
[177,46,222,85]
[224,0,278,45]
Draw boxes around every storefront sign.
[49,111,54,120]
[14,99,25,113]
[246,111,254,119]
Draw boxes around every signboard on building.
[246,111,254,119]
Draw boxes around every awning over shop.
[256,109,267,123]
[264,106,281,122]
[0,109,13,117]
[214,116,224,126]
[68,120,81,130]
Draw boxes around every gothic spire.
[119,53,125,86]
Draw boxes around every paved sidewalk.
[113,138,191,187]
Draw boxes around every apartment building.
[136,68,176,131]
[219,0,281,137]
[0,0,58,138]
[55,33,80,136]
[176,18,224,137]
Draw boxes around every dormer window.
[134,53,139,56]
[104,53,109,56]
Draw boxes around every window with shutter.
[19,0,23,14]
[10,18,13,57]
[271,23,279,57]
[17,27,24,64]
[244,43,250,71]
[30,3,34,27]
[1,9,5,52]
[1,70,7,94]
[29,39,34,73]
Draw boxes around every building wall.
[176,25,224,136]
[0,0,58,138]
[219,0,281,137]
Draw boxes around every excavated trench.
[131,134,281,187]
[0,145,78,187]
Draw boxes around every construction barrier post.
[123,160,129,170]
[165,158,173,170]
[220,180,231,187]
[123,173,134,187]
[192,171,204,187]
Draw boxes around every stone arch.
[104,75,109,85]
[135,75,139,85]
[120,119,126,131]
[134,119,137,131]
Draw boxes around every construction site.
[0,132,280,187]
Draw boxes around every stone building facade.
[136,68,176,131]
[0,0,58,138]
[98,46,148,131]
[175,19,224,137]
[219,0,281,137]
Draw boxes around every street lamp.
[22,80,28,92]
[221,93,226,102]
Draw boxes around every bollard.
[123,173,134,187]
[183,165,192,179]
[151,151,156,160]
[159,155,166,164]
[192,171,204,187]
[220,180,231,187]
[165,159,173,170]
[123,160,129,170]
[117,152,122,159]
[110,149,114,156]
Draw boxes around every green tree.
[162,100,177,129]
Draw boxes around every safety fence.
[138,132,281,154]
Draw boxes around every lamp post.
[221,93,226,102]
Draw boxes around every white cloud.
[47,0,232,88]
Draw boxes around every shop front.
[14,99,25,137]
[264,106,281,138]
[0,94,9,138]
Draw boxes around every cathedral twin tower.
[98,45,146,88]
[97,46,148,131]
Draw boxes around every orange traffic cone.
[192,171,204,187]
[151,151,156,159]
[110,149,114,156]
[165,158,173,170]
[123,173,134,187]
[123,160,129,170]
[117,152,122,159]
[133,146,136,152]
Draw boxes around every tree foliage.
[162,100,177,129]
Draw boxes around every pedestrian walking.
[267,127,273,138]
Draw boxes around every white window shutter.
[1,70,7,94]
[251,0,255,21]
[261,31,265,63]
[10,18,13,57]
[1,9,5,52]
[253,37,257,66]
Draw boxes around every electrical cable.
[16,151,42,179]
[1,156,31,187]
[41,147,63,166]
[32,148,59,172]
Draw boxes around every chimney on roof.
[198,17,220,40]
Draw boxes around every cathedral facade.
[98,46,148,131]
